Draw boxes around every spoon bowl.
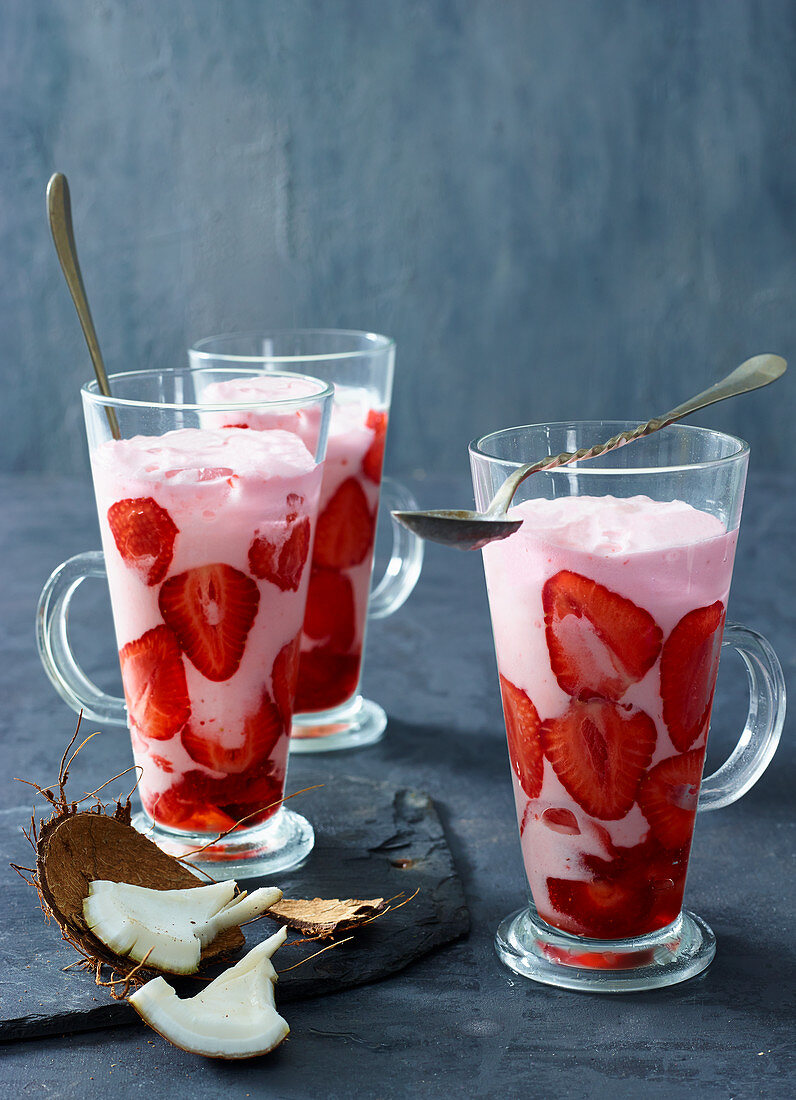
[394,354,787,550]
[391,508,523,550]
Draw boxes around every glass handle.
[36,551,128,726]
[368,477,425,620]
[698,622,786,811]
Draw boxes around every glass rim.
[189,328,396,364]
[82,367,335,413]
[470,420,750,475]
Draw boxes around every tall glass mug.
[471,423,785,992]
[189,331,424,752]
[37,367,333,877]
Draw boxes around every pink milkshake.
[201,376,387,715]
[90,425,323,834]
[482,494,736,941]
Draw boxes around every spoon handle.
[47,173,120,439]
[487,354,787,517]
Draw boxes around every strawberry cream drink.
[36,368,333,876]
[470,422,785,991]
[484,496,733,940]
[190,331,424,752]
[200,378,385,719]
[91,426,322,836]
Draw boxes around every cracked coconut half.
[13,726,263,987]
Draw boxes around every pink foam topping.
[505,494,727,554]
[92,426,316,492]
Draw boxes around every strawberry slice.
[107,497,178,586]
[158,563,260,681]
[119,625,191,740]
[302,567,356,651]
[149,753,174,774]
[660,601,725,751]
[498,675,544,798]
[540,699,657,820]
[218,755,288,825]
[145,745,289,833]
[273,633,301,725]
[362,409,388,483]
[543,570,662,701]
[143,775,238,834]
[313,478,374,570]
[248,494,311,592]
[541,807,581,835]
[295,648,361,712]
[638,749,703,849]
[181,690,284,774]
[581,833,690,933]
[584,832,687,885]
[545,874,653,940]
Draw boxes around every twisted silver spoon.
[393,353,786,551]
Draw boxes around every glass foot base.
[495,906,715,993]
[290,694,387,753]
[131,806,315,881]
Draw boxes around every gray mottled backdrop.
[2,0,794,476]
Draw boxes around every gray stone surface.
[0,469,793,1097]
[1,1,795,479]
[1,777,469,1041]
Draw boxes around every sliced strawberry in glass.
[295,648,360,713]
[181,690,284,774]
[660,601,725,751]
[119,625,191,740]
[313,478,374,569]
[302,567,356,651]
[272,633,302,726]
[159,563,260,682]
[498,674,544,799]
[217,755,287,825]
[543,570,662,701]
[248,494,311,592]
[149,753,174,774]
[143,774,238,834]
[362,409,388,483]
[544,874,654,940]
[541,807,581,835]
[107,497,179,586]
[540,698,657,820]
[638,749,704,849]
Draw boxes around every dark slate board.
[0,777,469,1041]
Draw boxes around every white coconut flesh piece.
[128,926,289,1059]
[83,879,283,974]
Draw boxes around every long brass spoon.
[393,353,786,551]
[46,172,120,439]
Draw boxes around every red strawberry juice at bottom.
[90,425,322,834]
[200,377,387,716]
[481,495,737,941]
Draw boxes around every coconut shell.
[266,897,387,938]
[36,804,244,979]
